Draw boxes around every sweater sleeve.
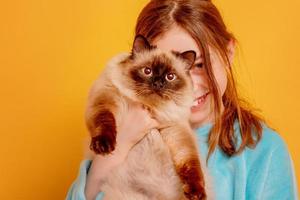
[261,140,298,200]
[65,160,105,200]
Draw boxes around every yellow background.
[0,0,299,199]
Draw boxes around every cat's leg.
[160,124,206,200]
[85,91,119,155]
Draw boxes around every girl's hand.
[116,102,158,154]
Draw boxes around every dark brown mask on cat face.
[123,35,196,104]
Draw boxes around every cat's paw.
[184,194,206,200]
[90,134,116,155]
[183,181,206,200]
[89,110,117,155]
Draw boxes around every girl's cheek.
[189,73,200,91]
[189,70,206,86]
[190,70,199,82]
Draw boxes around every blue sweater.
[66,122,298,200]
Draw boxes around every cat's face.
[129,54,187,98]
[119,35,196,108]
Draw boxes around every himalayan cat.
[85,35,213,200]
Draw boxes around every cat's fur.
[85,35,213,200]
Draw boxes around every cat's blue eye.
[142,67,152,76]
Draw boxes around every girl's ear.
[227,39,235,66]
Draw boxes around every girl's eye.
[143,67,152,76]
[166,73,176,81]
[195,63,203,68]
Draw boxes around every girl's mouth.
[191,91,210,109]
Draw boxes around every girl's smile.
[191,91,210,112]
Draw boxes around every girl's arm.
[84,145,129,200]
[66,160,104,200]
[261,141,298,200]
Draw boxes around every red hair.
[135,0,264,159]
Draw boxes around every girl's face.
[153,25,231,128]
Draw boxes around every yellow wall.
[0,0,299,199]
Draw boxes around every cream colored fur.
[86,129,214,200]
[85,52,214,199]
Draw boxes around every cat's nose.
[152,81,164,89]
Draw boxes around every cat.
[84,35,213,200]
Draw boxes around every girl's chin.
[190,112,208,126]
[189,104,212,128]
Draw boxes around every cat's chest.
[104,129,184,200]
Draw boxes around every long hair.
[134,0,264,159]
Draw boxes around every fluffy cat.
[85,35,212,200]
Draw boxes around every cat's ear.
[179,50,196,69]
[132,35,152,55]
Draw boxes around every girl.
[66,0,298,199]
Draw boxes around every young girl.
[66,0,298,199]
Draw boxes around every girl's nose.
[190,73,202,90]
[192,81,199,92]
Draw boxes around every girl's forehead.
[152,25,202,60]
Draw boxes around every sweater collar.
[194,123,213,136]
[194,119,240,137]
